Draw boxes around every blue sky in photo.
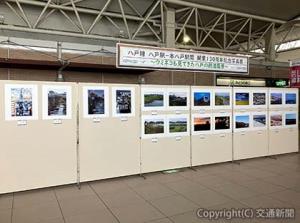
[286,113,296,120]
[236,93,249,101]
[286,93,296,103]
[216,92,229,98]
[236,115,249,124]
[194,92,210,101]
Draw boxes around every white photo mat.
[233,88,252,109]
[191,88,213,110]
[166,88,190,111]
[251,111,268,130]
[269,89,284,108]
[212,113,232,133]
[233,112,252,132]
[283,111,298,128]
[191,113,213,135]
[166,114,190,137]
[141,115,167,139]
[284,89,298,108]
[42,85,72,120]
[213,88,232,110]
[5,84,38,121]
[269,111,284,129]
[252,89,268,109]
[141,87,166,111]
[82,86,109,118]
[112,86,135,117]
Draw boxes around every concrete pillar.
[265,25,276,62]
[164,8,176,48]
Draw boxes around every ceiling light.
[183,35,190,43]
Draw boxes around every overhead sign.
[290,59,300,88]
[217,77,266,87]
[116,43,249,74]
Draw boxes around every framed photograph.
[167,114,190,136]
[234,113,251,132]
[112,87,135,117]
[284,112,297,128]
[5,84,38,121]
[269,90,283,107]
[252,88,267,109]
[192,88,212,110]
[269,112,283,129]
[284,90,298,108]
[83,86,109,118]
[192,114,212,135]
[213,88,231,110]
[252,112,267,130]
[142,115,166,138]
[141,87,165,111]
[167,88,190,110]
[213,113,231,133]
[42,85,72,120]
[234,88,251,109]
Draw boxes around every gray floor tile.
[236,179,286,195]
[132,183,177,201]
[0,193,13,210]
[262,175,300,189]
[12,201,62,223]
[145,217,173,223]
[146,172,186,184]
[100,188,147,208]
[164,179,207,194]
[65,209,118,223]
[58,194,107,217]
[193,175,231,187]
[13,188,57,209]
[123,175,157,188]
[111,202,164,223]
[0,209,12,223]
[89,179,128,195]
[239,194,291,208]
[54,183,95,200]
[149,195,198,216]
[268,190,300,208]
[36,218,65,223]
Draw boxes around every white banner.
[117,43,249,74]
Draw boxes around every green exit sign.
[275,80,287,87]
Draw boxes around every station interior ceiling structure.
[0,0,299,66]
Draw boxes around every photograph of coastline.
[194,92,210,106]
[88,89,105,115]
[144,118,165,134]
[271,93,282,105]
[169,92,187,107]
[235,93,249,106]
[270,114,282,126]
[285,113,297,125]
[215,92,230,106]
[169,117,188,133]
[116,90,132,114]
[235,115,250,129]
[10,87,33,117]
[285,93,297,104]
[144,93,164,107]
[194,117,211,131]
[48,88,67,116]
[253,93,266,105]
[215,116,230,130]
[253,114,266,127]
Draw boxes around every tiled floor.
[1,153,300,223]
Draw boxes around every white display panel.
[5,84,38,121]
[82,86,109,118]
[42,85,72,120]
[166,114,190,137]
[141,87,166,111]
[252,112,268,130]
[284,112,298,128]
[233,112,251,132]
[213,88,232,110]
[112,86,135,117]
[252,88,268,109]
[284,89,298,108]
[269,89,284,108]
[191,88,212,110]
[191,114,212,135]
[213,113,232,133]
[166,88,190,111]
[141,115,167,138]
[269,111,283,129]
[233,88,251,109]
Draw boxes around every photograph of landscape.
[144,92,164,107]
[194,92,210,106]
[235,115,250,128]
[48,88,67,116]
[235,93,249,105]
[285,113,297,125]
[215,92,230,106]
[10,87,33,117]
[253,114,266,127]
[116,90,132,114]
[144,119,164,134]
[88,89,105,115]
[169,92,187,106]
[215,116,230,130]
[169,117,188,133]
[285,93,297,104]
[271,93,282,105]
[194,117,211,131]
[270,114,282,126]
[253,93,266,105]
